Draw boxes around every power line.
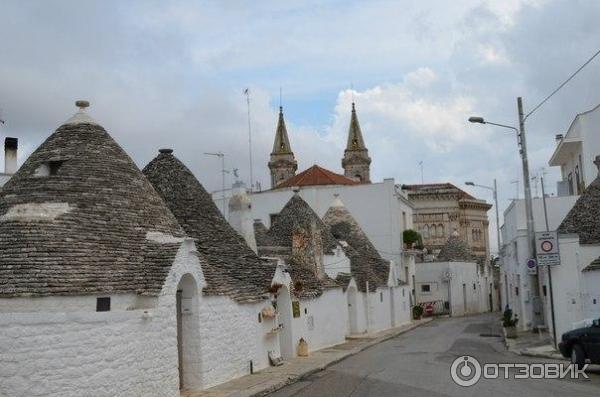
[525,48,600,121]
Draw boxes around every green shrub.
[502,307,518,327]
[403,229,420,245]
[412,305,424,319]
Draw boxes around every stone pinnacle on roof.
[272,106,293,154]
[63,100,99,126]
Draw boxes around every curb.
[250,318,433,397]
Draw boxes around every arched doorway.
[276,285,294,359]
[347,286,359,335]
[176,274,201,390]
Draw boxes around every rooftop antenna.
[244,88,254,192]
[204,152,228,215]
[350,81,355,104]
[510,179,520,200]
[418,161,424,184]
[531,175,539,198]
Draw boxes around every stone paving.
[503,328,565,361]
[182,318,432,397]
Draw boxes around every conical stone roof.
[143,150,275,303]
[436,232,475,262]
[558,168,600,244]
[0,104,185,297]
[267,194,338,253]
[322,197,389,291]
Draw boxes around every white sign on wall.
[536,231,561,266]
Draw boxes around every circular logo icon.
[541,241,553,252]
[450,355,482,387]
[527,259,537,269]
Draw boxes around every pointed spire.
[346,102,366,151]
[272,106,293,154]
[342,102,371,183]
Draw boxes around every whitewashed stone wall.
[291,288,347,354]
[0,239,205,397]
[197,297,280,388]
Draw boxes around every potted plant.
[412,305,424,320]
[403,229,421,249]
[502,308,519,338]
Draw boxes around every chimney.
[555,134,563,144]
[4,137,17,174]
[228,185,257,253]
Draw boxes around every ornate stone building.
[403,183,492,261]
[268,107,297,188]
[342,103,371,183]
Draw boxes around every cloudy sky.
[1,0,599,252]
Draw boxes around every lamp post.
[468,109,536,262]
[466,179,503,312]
[469,98,539,325]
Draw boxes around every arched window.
[438,224,444,237]
[423,225,429,238]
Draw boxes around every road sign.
[536,231,560,266]
[527,258,537,275]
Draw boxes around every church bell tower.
[269,107,297,188]
[342,103,371,183]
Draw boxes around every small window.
[269,213,280,226]
[34,160,64,177]
[402,288,405,297]
[258,313,262,323]
[380,292,383,302]
[515,287,519,296]
[542,285,547,297]
[421,284,431,293]
[96,297,111,312]
[473,283,476,290]
[593,298,597,305]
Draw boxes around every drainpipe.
[365,281,370,333]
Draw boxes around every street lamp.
[468,100,535,263]
[465,180,501,258]
[466,179,504,312]
[469,98,538,323]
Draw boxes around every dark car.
[559,318,600,369]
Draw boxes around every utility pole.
[540,176,557,348]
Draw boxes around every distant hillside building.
[403,183,492,261]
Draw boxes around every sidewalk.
[503,328,565,361]
[182,318,432,397]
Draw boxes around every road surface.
[268,312,600,397]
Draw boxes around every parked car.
[559,318,600,369]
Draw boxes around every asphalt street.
[268,313,600,397]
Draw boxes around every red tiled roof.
[273,165,359,189]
